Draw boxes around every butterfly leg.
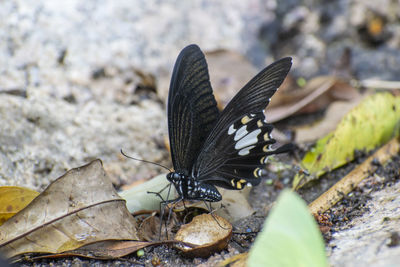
[158,196,183,240]
[203,201,230,230]
[147,182,172,202]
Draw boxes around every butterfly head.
[166,172,182,183]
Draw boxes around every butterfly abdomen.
[186,181,222,202]
[167,172,222,202]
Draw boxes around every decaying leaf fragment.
[294,100,362,143]
[0,160,138,259]
[0,186,39,226]
[174,214,232,258]
[266,76,359,122]
[293,93,400,189]
[31,240,156,260]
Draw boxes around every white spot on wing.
[238,145,255,155]
[235,129,261,149]
[228,124,236,135]
[234,125,248,141]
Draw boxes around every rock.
[328,182,400,266]
[0,94,165,190]
[0,0,276,190]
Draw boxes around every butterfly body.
[167,172,222,202]
[167,44,292,203]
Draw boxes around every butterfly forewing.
[192,58,292,188]
[168,44,219,173]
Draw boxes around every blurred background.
[0,0,399,190]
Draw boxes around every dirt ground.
[15,111,400,266]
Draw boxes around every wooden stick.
[309,137,400,215]
[359,79,400,90]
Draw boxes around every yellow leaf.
[293,93,400,189]
[0,186,39,226]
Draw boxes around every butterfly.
[166,44,292,203]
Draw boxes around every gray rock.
[0,94,165,190]
[0,0,275,190]
[328,182,400,266]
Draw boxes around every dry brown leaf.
[205,49,258,109]
[138,212,178,241]
[137,215,161,241]
[294,99,362,143]
[174,214,232,258]
[0,160,138,259]
[266,76,360,122]
[73,240,153,259]
[33,240,155,260]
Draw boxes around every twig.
[357,79,400,90]
[308,137,400,215]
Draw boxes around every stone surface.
[0,94,165,189]
[0,0,399,266]
[0,0,275,189]
[328,182,400,266]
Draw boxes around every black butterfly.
[166,44,292,203]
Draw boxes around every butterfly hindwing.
[192,112,274,189]
[192,58,292,188]
[168,44,219,173]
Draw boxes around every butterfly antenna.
[120,149,172,172]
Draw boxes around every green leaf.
[119,174,172,213]
[293,93,400,189]
[247,190,328,267]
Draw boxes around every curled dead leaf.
[138,212,179,241]
[0,160,138,259]
[174,214,232,258]
[266,76,360,122]
[31,240,156,260]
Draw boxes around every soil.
[15,113,400,266]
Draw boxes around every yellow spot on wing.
[241,115,252,124]
[253,168,260,178]
[236,182,242,189]
[257,120,263,127]
[263,145,270,152]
